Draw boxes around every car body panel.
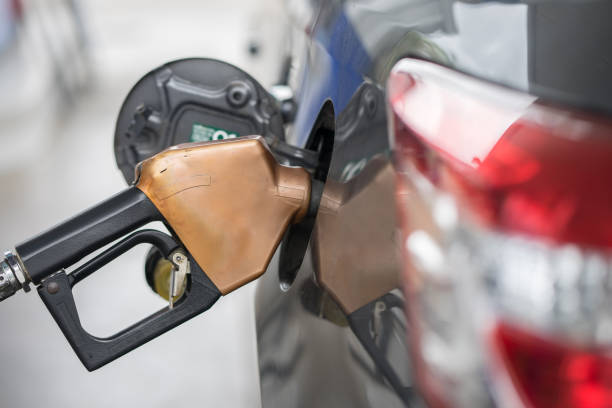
[256,0,612,406]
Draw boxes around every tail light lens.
[495,323,612,408]
[388,59,612,407]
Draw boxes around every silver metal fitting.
[0,251,31,302]
[168,250,190,309]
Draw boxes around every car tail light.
[388,59,612,407]
[495,323,612,408]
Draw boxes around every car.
[255,0,612,407]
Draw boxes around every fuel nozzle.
[0,136,312,370]
[0,251,31,302]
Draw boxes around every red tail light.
[495,323,612,408]
[388,59,612,407]
[388,60,612,248]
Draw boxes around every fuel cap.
[114,57,285,183]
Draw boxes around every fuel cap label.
[190,123,239,142]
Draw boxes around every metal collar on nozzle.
[0,251,30,301]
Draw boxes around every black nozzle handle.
[15,187,162,284]
[37,229,221,371]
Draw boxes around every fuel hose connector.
[0,251,31,302]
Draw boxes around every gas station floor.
[0,1,283,406]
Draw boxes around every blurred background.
[0,0,286,406]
